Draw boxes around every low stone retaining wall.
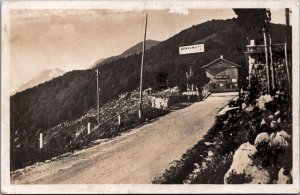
[149,95,201,109]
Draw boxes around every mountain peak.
[12,68,65,95]
[92,39,160,67]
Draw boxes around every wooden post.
[263,28,271,93]
[87,123,91,134]
[284,41,291,85]
[96,69,100,124]
[187,84,190,102]
[39,133,43,149]
[285,8,291,85]
[139,13,148,120]
[268,34,275,91]
[118,115,121,126]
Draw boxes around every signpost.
[179,43,204,101]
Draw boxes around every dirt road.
[11,93,236,184]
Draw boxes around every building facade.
[202,55,240,92]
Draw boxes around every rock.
[274,110,281,117]
[261,118,267,126]
[224,142,270,184]
[202,161,207,169]
[270,130,291,150]
[254,132,271,148]
[268,114,275,120]
[245,105,255,113]
[204,142,213,146]
[277,117,282,124]
[277,167,292,184]
[270,120,278,130]
[242,103,247,109]
[208,151,214,157]
[256,95,274,111]
[194,163,200,169]
[193,168,201,174]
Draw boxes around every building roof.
[201,56,241,69]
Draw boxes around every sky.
[9,9,286,93]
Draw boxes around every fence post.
[87,123,91,134]
[118,115,121,126]
[39,133,43,149]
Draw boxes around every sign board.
[179,44,204,55]
[214,75,229,79]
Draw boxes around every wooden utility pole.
[96,69,100,124]
[263,28,271,93]
[285,8,291,85]
[139,13,148,120]
[268,34,275,91]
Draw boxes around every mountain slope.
[10,18,288,170]
[12,68,65,95]
[10,19,287,134]
[92,39,160,67]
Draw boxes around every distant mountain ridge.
[92,39,160,67]
[12,68,65,95]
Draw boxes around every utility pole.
[96,69,100,124]
[285,8,291,85]
[263,28,271,93]
[268,34,275,91]
[139,13,148,120]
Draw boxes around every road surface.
[11,93,236,184]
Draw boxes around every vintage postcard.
[1,0,299,194]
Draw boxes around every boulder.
[224,142,270,184]
[277,167,292,184]
[254,132,271,148]
[256,95,274,111]
[270,130,291,150]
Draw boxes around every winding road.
[11,93,236,184]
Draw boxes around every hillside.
[10,18,287,170]
[92,39,160,67]
[11,68,65,95]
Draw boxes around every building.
[202,55,241,92]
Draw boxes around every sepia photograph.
[1,0,299,194]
